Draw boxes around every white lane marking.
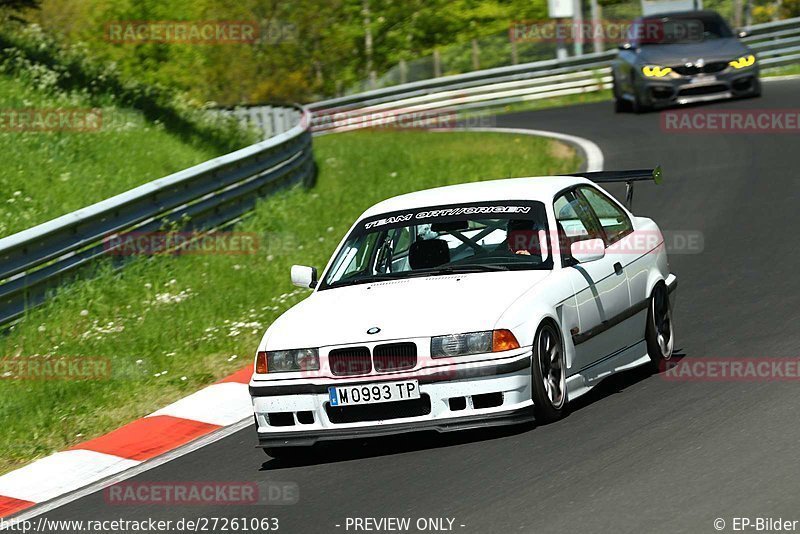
[0,451,140,504]
[2,418,253,525]
[147,382,252,427]
[429,126,604,172]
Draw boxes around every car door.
[554,190,632,376]
[577,185,655,344]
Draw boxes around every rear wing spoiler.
[564,165,662,210]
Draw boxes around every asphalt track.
[40,79,800,534]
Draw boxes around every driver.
[505,219,541,256]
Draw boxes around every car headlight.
[642,65,673,78]
[431,329,520,358]
[729,54,756,69]
[255,348,319,373]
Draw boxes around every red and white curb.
[0,366,253,519]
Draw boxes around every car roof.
[360,175,594,218]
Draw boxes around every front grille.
[673,62,728,76]
[325,394,432,424]
[329,347,372,376]
[373,342,417,372]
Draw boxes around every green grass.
[0,129,580,475]
[0,73,224,238]
[762,63,800,77]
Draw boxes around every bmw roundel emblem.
[367,327,381,335]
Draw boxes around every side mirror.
[737,30,749,38]
[571,238,606,264]
[291,265,318,288]
[618,42,633,51]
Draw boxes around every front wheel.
[646,284,674,371]
[531,322,567,423]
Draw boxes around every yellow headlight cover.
[642,65,673,77]
[729,54,756,69]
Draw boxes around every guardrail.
[220,105,304,139]
[308,16,800,133]
[0,105,315,327]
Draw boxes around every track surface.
[44,80,800,534]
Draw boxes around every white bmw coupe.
[249,169,677,458]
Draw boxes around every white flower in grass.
[266,255,274,261]
[135,359,143,365]
[233,264,242,270]
[13,191,21,197]
[144,283,152,289]
[37,324,46,332]
[80,310,89,317]
[180,376,187,381]
[327,226,334,232]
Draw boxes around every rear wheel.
[531,322,567,423]
[646,284,674,371]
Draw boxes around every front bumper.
[636,66,760,108]
[250,351,534,447]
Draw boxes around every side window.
[578,187,633,245]
[554,191,602,265]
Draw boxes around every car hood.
[263,271,552,349]
[636,38,750,65]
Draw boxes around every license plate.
[690,74,717,84]
[328,380,419,407]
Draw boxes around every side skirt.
[565,339,649,402]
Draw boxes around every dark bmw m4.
[612,10,761,113]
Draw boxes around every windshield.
[635,13,734,45]
[320,200,552,290]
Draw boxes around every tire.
[263,446,308,461]
[646,284,674,371]
[628,74,649,114]
[531,322,567,423]
[631,92,649,114]
[612,75,627,113]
